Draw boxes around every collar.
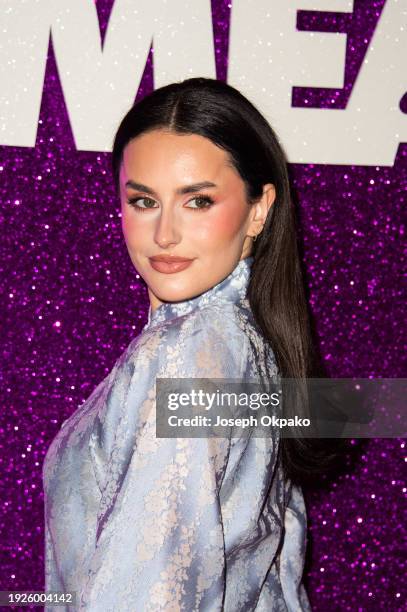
[143,256,253,330]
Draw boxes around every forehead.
[120,130,236,183]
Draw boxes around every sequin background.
[0,0,405,609]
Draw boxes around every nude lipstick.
[149,255,195,274]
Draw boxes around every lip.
[149,255,195,274]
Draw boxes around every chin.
[151,279,206,304]
[153,288,196,304]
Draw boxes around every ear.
[247,183,276,238]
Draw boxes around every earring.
[252,234,258,242]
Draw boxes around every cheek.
[192,204,248,243]
[120,201,249,247]
[121,207,147,245]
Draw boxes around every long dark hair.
[111,77,345,485]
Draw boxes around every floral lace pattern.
[43,257,312,611]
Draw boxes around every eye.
[127,197,158,210]
[126,194,215,212]
[185,195,215,211]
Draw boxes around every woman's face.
[119,129,275,311]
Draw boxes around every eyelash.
[126,194,215,213]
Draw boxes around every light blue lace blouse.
[43,256,312,611]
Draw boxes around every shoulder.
[140,301,250,379]
[127,297,275,378]
[142,299,248,345]
[139,296,273,356]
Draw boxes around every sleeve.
[44,518,65,591]
[80,311,249,612]
[278,482,312,612]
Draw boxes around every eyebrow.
[125,180,217,197]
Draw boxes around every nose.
[154,206,181,249]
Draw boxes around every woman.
[43,77,330,611]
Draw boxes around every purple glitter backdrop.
[1,0,405,609]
